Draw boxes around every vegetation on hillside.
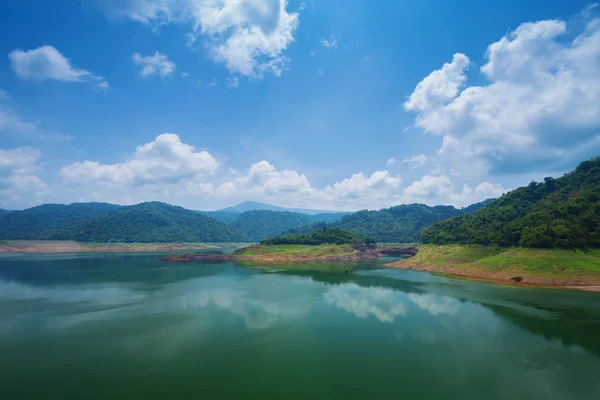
[198,211,240,224]
[278,202,492,243]
[51,202,250,243]
[0,203,122,240]
[261,227,370,245]
[0,209,13,216]
[234,243,358,258]
[421,157,600,248]
[388,244,600,279]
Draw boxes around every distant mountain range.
[214,201,346,215]
[0,198,494,243]
[280,200,494,243]
[52,202,248,243]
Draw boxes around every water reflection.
[324,284,407,322]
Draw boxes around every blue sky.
[1,0,599,211]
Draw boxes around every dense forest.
[51,202,250,243]
[0,203,122,240]
[421,157,600,248]
[261,227,369,245]
[278,201,493,243]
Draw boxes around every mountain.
[51,202,250,243]
[279,201,493,243]
[421,157,600,248]
[216,201,346,215]
[262,228,367,245]
[0,209,14,217]
[0,202,122,240]
[229,210,347,242]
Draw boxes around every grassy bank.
[386,245,600,288]
[234,244,358,258]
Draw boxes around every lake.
[1,252,599,399]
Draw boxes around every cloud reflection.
[324,284,407,323]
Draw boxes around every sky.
[1,0,599,211]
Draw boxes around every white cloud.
[402,174,506,206]
[325,170,402,202]
[404,53,469,112]
[0,107,37,133]
[320,34,338,49]
[9,46,109,90]
[401,154,427,169]
[132,51,176,78]
[404,13,600,173]
[0,147,46,208]
[101,0,300,78]
[386,157,396,166]
[217,160,312,197]
[61,133,218,185]
[225,76,239,88]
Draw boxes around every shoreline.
[0,240,242,254]
[162,244,417,264]
[384,260,600,292]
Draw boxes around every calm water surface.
[1,252,599,399]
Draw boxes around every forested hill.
[0,209,13,216]
[0,202,122,240]
[261,228,367,245]
[421,157,600,248]
[279,202,492,243]
[230,210,347,241]
[51,202,250,243]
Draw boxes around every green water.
[1,253,599,399]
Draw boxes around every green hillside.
[261,228,368,245]
[51,202,250,243]
[0,202,122,240]
[278,202,491,243]
[230,210,347,241]
[421,157,600,248]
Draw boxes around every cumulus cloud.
[386,157,396,166]
[402,174,506,206]
[401,154,427,169]
[404,12,600,173]
[324,170,402,202]
[100,0,300,78]
[132,51,176,78]
[61,133,218,185]
[217,160,312,197]
[8,45,109,90]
